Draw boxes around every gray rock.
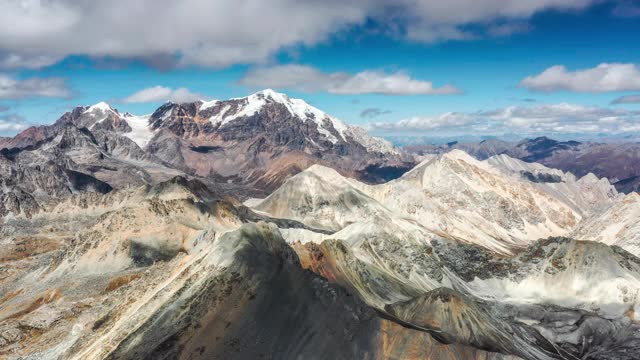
[19,305,63,330]
[1,326,23,343]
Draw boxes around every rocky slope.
[293,237,640,360]
[1,148,639,358]
[405,136,640,193]
[145,89,412,191]
[0,177,519,360]
[573,192,640,256]
[249,155,640,359]
[485,154,618,214]
[253,150,617,255]
[0,103,188,220]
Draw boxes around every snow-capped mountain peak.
[174,89,397,154]
[63,90,406,185]
[218,89,348,143]
[82,102,119,126]
[253,88,289,101]
[84,101,116,114]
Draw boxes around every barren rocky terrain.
[1,92,639,359]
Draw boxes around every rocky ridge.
[0,178,518,359]
[405,136,640,194]
[250,157,640,359]
[253,150,619,255]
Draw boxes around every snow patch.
[84,102,115,114]
[196,89,398,153]
[207,89,347,144]
[208,105,232,125]
[123,114,155,148]
[199,99,219,111]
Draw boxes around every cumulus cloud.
[332,71,461,95]
[0,52,61,70]
[0,74,71,99]
[360,108,392,118]
[386,0,592,43]
[521,63,640,92]
[0,113,28,133]
[121,86,203,103]
[368,103,640,135]
[483,103,640,133]
[0,0,368,69]
[611,94,640,105]
[240,65,461,95]
[369,112,476,131]
[0,0,601,69]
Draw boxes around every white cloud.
[368,103,640,135]
[0,0,369,69]
[0,52,61,69]
[521,63,640,92]
[405,23,475,43]
[392,0,593,43]
[483,103,640,132]
[370,112,475,131]
[0,0,601,69]
[0,113,28,132]
[240,65,460,95]
[0,74,71,99]
[403,0,593,25]
[332,71,460,95]
[611,94,640,104]
[121,86,202,103]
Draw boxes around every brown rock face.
[145,92,413,194]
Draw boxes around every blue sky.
[1,0,640,141]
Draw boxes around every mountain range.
[0,89,412,216]
[1,91,639,359]
[405,136,640,194]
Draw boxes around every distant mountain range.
[404,136,640,193]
